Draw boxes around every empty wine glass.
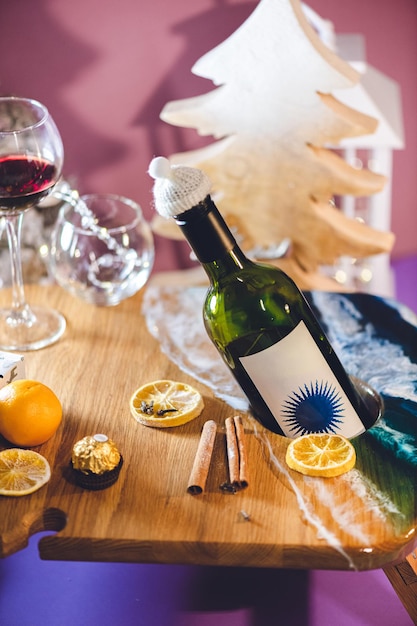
[50,193,154,306]
[0,97,65,350]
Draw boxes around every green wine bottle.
[149,157,379,438]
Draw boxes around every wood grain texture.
[383,560,417,623]
[0,285,415,573]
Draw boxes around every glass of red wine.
[0,96,65,350]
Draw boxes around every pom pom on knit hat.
[148,156,211,218]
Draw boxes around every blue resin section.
[308,292,417,468]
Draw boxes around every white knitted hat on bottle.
[148,156,211,218]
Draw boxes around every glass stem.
[4,213,35,326]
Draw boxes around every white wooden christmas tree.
[153,0,394,290]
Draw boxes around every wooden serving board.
[0,284,416,574]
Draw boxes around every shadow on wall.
[0,1,126,190]
[133,2,258,158]
[0,1,261,274]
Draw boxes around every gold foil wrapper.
[71,434,121,475]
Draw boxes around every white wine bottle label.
[240,321,365,439]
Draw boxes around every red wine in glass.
[0,155,59,211]
[0,96,65,351]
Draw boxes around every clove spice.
[140,400,178,417]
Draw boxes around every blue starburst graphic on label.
[282,380,345,436]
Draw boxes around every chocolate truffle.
[70,434,123,490]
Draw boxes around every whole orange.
[0,379,62,447]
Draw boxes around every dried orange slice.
[0,448,51,496]
[130,379,204,428]
[285,433,356,478]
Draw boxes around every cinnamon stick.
[187,420,217,495]
[234,415,248,489]
[224,415,248,490]
[225,416,240,486]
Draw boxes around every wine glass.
[50,193,155,306]
[0,97,65,351]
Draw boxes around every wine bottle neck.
[175,196,249,279]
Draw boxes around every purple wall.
[0,0,415,269]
